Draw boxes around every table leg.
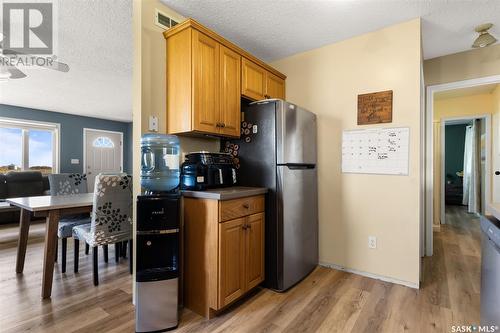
[41,210,60,299]
[16,209,31,274]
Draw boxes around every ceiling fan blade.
[7,66,27,79]
[42,60,70,73]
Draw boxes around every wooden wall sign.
[357,90,393,125]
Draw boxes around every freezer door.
[276,101,317,165]
[277,165,318,290]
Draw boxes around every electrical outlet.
[149,116,158,132]
[368,236,377,249]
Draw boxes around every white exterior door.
[84,129,123,192]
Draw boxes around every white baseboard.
[319,261,420,289]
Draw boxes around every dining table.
[6,193,94,299]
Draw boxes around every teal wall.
[0,104,132,173]
[445,124,467,185]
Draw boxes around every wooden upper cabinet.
[241,58,266,101]
[266,71,286,99]
[218,217,246,308]
[245,213,265,290]
[219,46,241,137]
[192,30,219,133]
[164,19,286,138]
[242,58,286,101]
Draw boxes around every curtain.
[462,121,481,213]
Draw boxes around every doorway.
[425,75,500,256]
[441,116,490,224]
[83,128,123,191]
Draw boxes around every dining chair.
[72,173,133,286]
[48,173,91,273]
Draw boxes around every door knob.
[495,171,500,175]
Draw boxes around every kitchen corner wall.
[272,19,422,286]
[139,0,219,157]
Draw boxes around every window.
[93,136,114,148]
[0,118,59,174]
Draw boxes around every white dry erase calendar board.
[341,127,410,175]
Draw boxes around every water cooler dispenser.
[136,134,180,333]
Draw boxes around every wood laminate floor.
[0,205,481,332]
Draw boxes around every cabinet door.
[218,217,246,308]
[219,45,241,137]
[245,213,265,290]
[192,30,219,133]
[241,58,266,101]
[266,72,285,99]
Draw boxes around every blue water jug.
[140,134,180,193]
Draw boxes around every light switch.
[71,159,80,164]
[149,116,158,132]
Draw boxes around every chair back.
[48,173,88,196]
[90,173,133,245]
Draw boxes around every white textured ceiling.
[0,0,132,122]
[162,0,500,61]
[434,83,498,100]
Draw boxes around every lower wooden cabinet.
[218,217,247,307]
[183,195,265,318]
[245,213,265,291]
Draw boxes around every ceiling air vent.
[155,9,178,30]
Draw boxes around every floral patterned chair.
[72,173,133,286]
[48,173,91,273]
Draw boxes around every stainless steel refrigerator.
[226,99,318,291]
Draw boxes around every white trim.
[319,261,419,289]
[424,74,500,256]
[0,117,61,173]
[83,128,124,175]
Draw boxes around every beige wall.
[272,19,422,286]
[140,0,219,157]
[432,93,496,225]
[424,44,500,86]
[434,93,495,120]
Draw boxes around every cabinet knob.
[242,224,248,230]
[242,203,250,209]
[221,123,226,128]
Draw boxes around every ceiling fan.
[0,33,70,81]
[472,23,497,48]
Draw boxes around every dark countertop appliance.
[180,152,237,190]
[480,215,500,326]
[135,194,180,332]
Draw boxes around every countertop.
[488,203,500,221]
[182,186,267,200]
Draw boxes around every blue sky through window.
[0,127,22,168]
[29,130,53,167]
[0,127,53,169]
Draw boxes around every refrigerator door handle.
[280,163,316,170]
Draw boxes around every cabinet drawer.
[219,195,265,222]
